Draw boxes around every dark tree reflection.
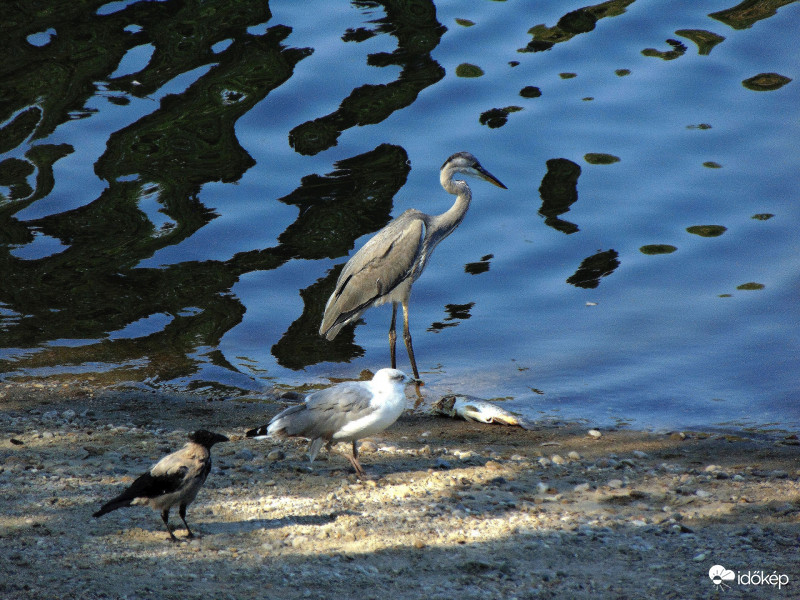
[538,158,581,235]
[289,0,446,155]
[0,1,419,385]
[566,250,620,289]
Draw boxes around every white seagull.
[246,368,414,477]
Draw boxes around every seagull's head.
[373,368,416,388]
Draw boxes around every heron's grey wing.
[320,210,425,339]
[277,382,376,440]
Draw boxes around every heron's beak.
[477,166,507,189]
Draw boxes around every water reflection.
[537,158,581,235]
[710,0,797,29]
[428,302,475,332]
[288,0,446,155]
[0,1,423,383]
[519,0,636,53]
[566,250,620,289]
[642,38,687,61]
[0,0,796,429]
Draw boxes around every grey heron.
[93,430,229,542]
[318,151,507,379]
[246,368,414,478]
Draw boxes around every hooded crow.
[93,429,228,541]
[246,368,413,477]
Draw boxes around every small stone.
[485,461,502,471]
[359,440,378,453]
[595,457,620,469]
[538,457,552,468]
[695,490,712,498]
[574,483,591,493]
[588,429,602,439]
[235,448,255,461]
[632,450,648,459]
[551,454,566,465]
[606,479,624,489]
[537,482,552,494]
[267,449,285,461]
[567,451,581,460]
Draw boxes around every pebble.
[588,429,602,439]
[267,449,285,461]
[359,440,378,453]
[235,448,255,461]
[550,454,566,465]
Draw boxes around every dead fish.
[432,395,534,429]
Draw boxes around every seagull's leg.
[179,504,194,538]
[347,443,367,479]
[401,300,420,380]
[389,303,398,369]
[161,508,178,542]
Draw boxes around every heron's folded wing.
[321,211,424,335]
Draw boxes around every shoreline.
[1,381,798,599]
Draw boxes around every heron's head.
[442,151,507,189]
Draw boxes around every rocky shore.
[1,381,798,599]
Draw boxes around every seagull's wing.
[269,382,376,440]
[320,210,425,339]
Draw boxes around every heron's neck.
[432,176,471,238]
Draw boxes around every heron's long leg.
[389,303,398,369]
[402,300,420,379]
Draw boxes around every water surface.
[1,0,798,431]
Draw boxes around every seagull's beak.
[476,165,507,190]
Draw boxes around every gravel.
[1,382,799,599]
